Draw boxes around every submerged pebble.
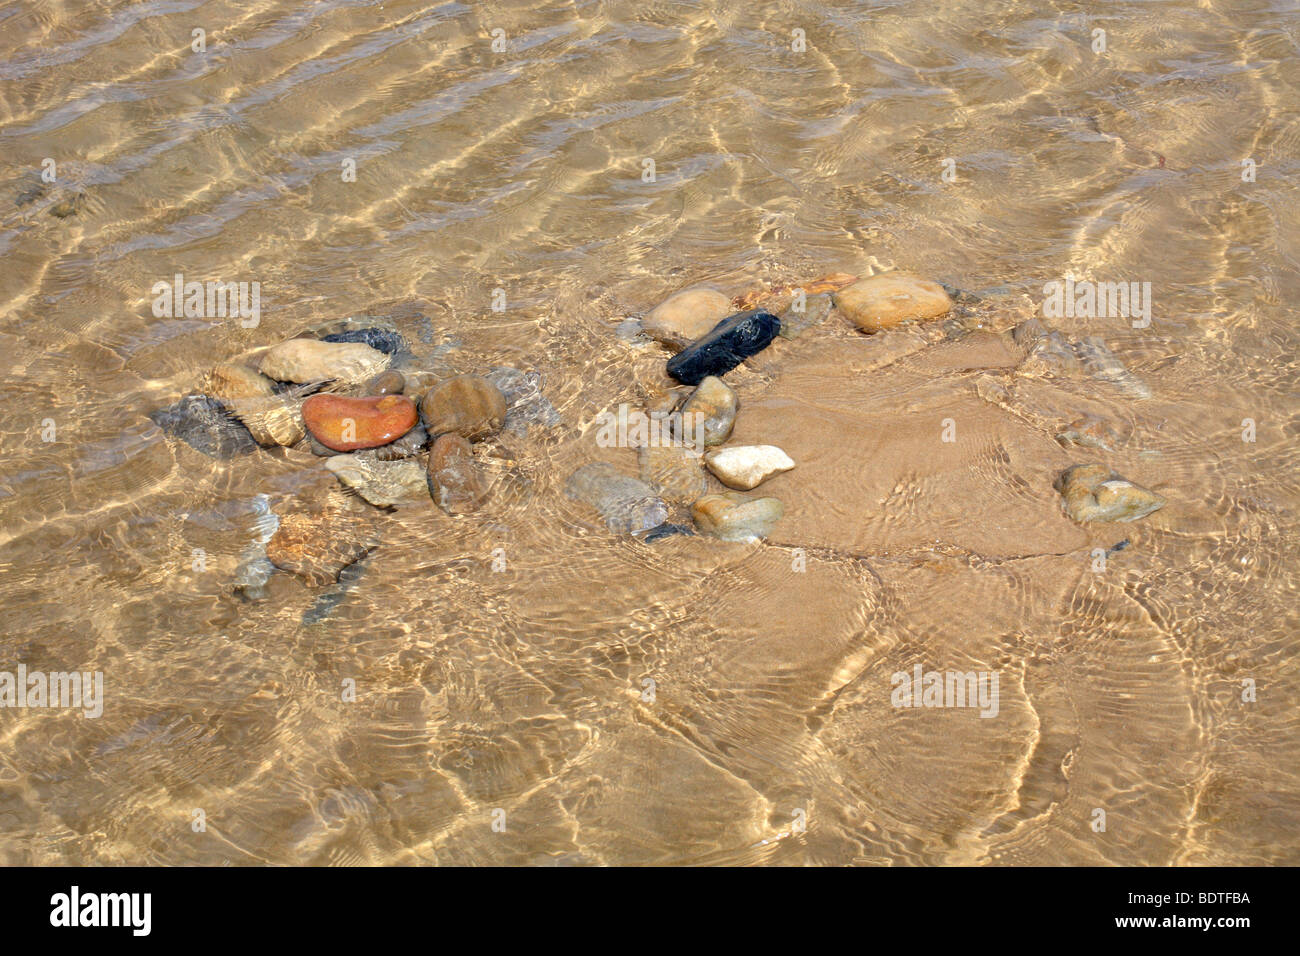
[266,510,378,586]
[484,367,561,434]
[833,273,952,333]
[148,395,258,459]
[778,292,835,339]
[321,326,409,356]
[642,287,734,349]
[704,444,795,490]
[364,370,406,396]
[427,434,489,514]
[1056,414,1127,452]
[232,495,279,601]
[644,522,697,542]
[1055,464,1166,523]
[259,339,389,385]
[692,492,784,542]
[421,374,507,441]
[677,375,737,447]
[666,309,781,385]
[565,462,668,534]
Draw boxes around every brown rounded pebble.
[427,433,489,514]
[365,370,405,396]
[420,374,507,441]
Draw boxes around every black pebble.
[149,395,258,459]
[666,309,781,385]
[321,327,409,355]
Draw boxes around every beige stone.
[259,338,389,384]
[833,273,952,333]
[704,445,795,490]
[642,287,733,349]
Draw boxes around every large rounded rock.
[420,374,507,441]
[833,273,952,333]
[692,493,784,542]
[426,434,489,514]
[704,445,795,490]
[259,339,389,384]
[302,394,418,452]
[641,287,734,349]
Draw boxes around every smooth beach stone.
[420,374,507,441]
[321,327,409,356]
[666,309,781,385]
[692,492,784,542]
[564,462,668,534]
[426,434,489,514]
[1054,464,1166,523]
[778,292,835,339]
[259,338,389,385]
[148,394,258,459]
[205,363,276,402]
[676,375,737,446]
[704,445,795,490]
[364,370,405,396]
[638,443,709,505]
[266,510,378,587]
[302,394,418,452]
[833,273,952,333]
[641,287,734,349]
[326,455,427,507]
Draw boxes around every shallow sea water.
[0,0,1298,865]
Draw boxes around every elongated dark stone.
[665,309,780,385]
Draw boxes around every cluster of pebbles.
[567,268,1166,544]
[151,268,1166,597]
[149,317,559,594]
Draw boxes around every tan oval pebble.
[677,375,737,447]
[833,273,952,333]
[642,287,733,349]
[259,338,389,384]
[205,363,276,402]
